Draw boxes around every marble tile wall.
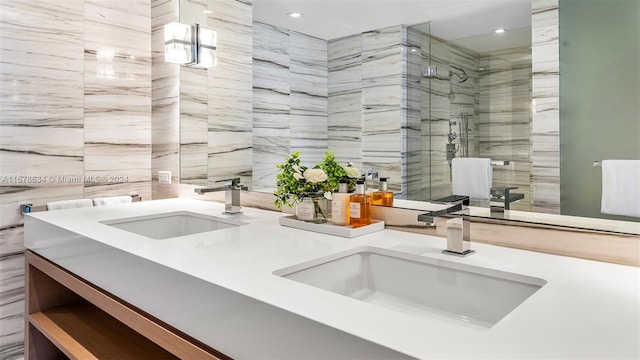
[405,29,423,200]
[158,0,254,188]
[83,0,152,200]
[289,31,328,166]
[171,0,209,185]
[328,26,406,195]
[0,0,151,357]
[361,26,404,195]
[327,35,363,168]
[252,22,290,190]
[252,22,328,190]
[531,0,560,213]
[479,47,533,211]
[151,0,180,185]
[206,0,253,186]
[425,36,455,200]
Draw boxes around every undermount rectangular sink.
[274,247,546,328]
[101,211,246,239]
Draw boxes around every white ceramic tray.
[278,215,385,238]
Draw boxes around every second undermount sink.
[101,211,246,239]
[274,247,546,328]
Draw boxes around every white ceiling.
[252,0,532,42]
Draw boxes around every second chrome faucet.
[417,195,474,257]
[194,178,247,215]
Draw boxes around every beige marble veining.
[151,0,180,183]
[1,1,155,355]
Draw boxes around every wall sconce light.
[164,22,217,68]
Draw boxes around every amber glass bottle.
[372,177,394,206]
[349,180,372,227]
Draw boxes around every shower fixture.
[449,65,469,83]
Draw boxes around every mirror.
[175,0,639,232]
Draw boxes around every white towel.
[92,196,132,207]
[601,160,640,218]
[46,199,94,211]
[452,157,492,201]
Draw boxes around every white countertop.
[27,198,640,359]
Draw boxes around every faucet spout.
[417,195,474,257]
[194,177,246,215]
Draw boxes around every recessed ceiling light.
[202,10,213,14]
[287,12,302,18]
[494,28,506,34]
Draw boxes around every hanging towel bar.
[20,194,141,215]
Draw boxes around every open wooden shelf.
[29,302,179,360]
[25,250,230,360]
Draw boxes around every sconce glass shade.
[195,27,217,68]
[164,22,195,64]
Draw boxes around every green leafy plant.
[318,151,360,192]
[274,152,332,209]
[274,151,361,210]
[274,152,305,209]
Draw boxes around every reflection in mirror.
[175,0,639,231]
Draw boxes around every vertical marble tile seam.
[151,0,179,182]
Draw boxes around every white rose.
[345,166,360,179]
[303,168,328,183]
[293,172,303,180]
[292,164,302,174]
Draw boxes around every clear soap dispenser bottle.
[349,180,372,227]
[372,177,394,206]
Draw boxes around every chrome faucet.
[417,195,474,257]
[194,178,247,215]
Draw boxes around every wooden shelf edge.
[29,311,95,360]
[26,250,230,360]
[29,302,178,360]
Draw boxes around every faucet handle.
[431,195,470,207]
[215,177,241,188]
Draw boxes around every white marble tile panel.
[290,93,327,116]
[207,130,252,182]
[207,0,253,158]
[151,0,179,183]
[0,251,25,360]
[84,3,151,59]
[0,0,84,128]
[328,35,362,96]
[0,227,24,257]
[84,144,151,180]
[290,31,328,98]
[253,89,289,120]
[180,143,208,184]
[532,74,559,98]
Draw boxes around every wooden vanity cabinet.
[25,250,230,360]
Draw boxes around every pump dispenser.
[331,181,350,226]
[372,177,394,206]
[349,180,372,227]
